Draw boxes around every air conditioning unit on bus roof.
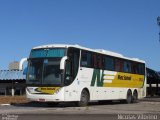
[131,58,140,61]
[95,49,123,57]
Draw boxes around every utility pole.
[157,16,160,42]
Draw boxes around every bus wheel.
[126,90,132,104]
[77,89,89,107]
[132,90,138,103]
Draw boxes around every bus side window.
[87,52,92,68]
[81,52,87,67]
[65,47,80,85]
[115,59,122,72]
[123,61,131,73]
[132,63,138,74]
[104,56,115,71]
[81,51,92,68]
[97,54,103,69]
[138,64,145,75]
[93,54,97,68]
[65,60,72,84]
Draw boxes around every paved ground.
[142,96,160,102]
[0,96,27,104]
[0,98,160,120]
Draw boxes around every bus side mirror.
[60,56,68,70]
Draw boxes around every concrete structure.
[0,58,27,96]
[9,58,28,71]
[146,68,160,96]
[9,61,20,70]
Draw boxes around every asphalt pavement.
[0,97,160,120]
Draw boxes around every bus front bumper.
[26,87,65,102]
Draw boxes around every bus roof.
[33,44,145,63]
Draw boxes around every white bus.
[26,44,146,106]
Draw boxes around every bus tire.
[77,89,90,107]
[132,90,138,103]
[126,90,132,104]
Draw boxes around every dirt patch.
[0,96,28,104]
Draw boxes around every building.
[9,61,20,70]
[0,70,26,96]
[146,68,160,96]
[0,58,27,96]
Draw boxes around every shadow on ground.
[11,96,160,108]
[10,100,130,108]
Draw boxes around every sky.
[0,0,160,71]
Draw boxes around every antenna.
[157,16,160,42]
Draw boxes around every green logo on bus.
[91,69,104,87]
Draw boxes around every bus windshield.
[26,48,66,86]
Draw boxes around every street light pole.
[157,16,160,42]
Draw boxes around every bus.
[26,44,146,106]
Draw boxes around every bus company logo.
[90,69,104,87]
[90,69,115,87]
[39,87,57,91]
[35,87,60,94]
[139,78,144,82]
[118,75,131,80]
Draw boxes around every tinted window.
[115,59,122,72]
[132,63,139,74]
[65,48,80,85]
[81,51,92,68]
[104,56,115,71]
[138,64,145,75]
[97,54,103,69]
[123,61,131,73]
